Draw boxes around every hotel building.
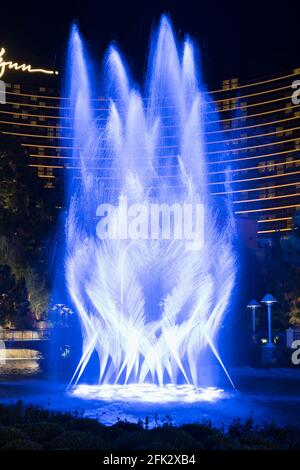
[1,65,300,241]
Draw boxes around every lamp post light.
[261,293,277,348]
[51,304,73,327]
[246,299,261,339]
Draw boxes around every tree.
[0,133,60,323]
[0,264,30,327]
[281,210,300,326]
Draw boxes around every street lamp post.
[261,293,277,348]
[247,299,261,339]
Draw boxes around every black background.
[1,0,300,87]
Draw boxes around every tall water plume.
[59,16,236,393]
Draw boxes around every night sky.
[1,0,300,87]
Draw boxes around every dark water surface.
[0,368,300,427]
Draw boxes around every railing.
[0,329,51,341]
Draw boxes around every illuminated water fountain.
[60,16,236,402]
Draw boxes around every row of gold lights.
[36,172,299,219]
[36,169,300,218]
[41,171,300,214]
[17,135,300,154]
[23,142,300,164]
[257,228,292,234]
[27,153,300,173]
[5,69,300,100]
[25,142,300,196]
[1,111,300,134]
[3,122,300,145]
[2,92,295,112]
[4,83,294,108]
[29,162,300,198]
[29,162,300,181]
[1,101,299,124]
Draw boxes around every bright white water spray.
[60,16,236,397]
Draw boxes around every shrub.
[0,402,300,450]
[64,417,106,436]
[1,439,42,450]
[262,424,300,449]
[113,430,149,450]
[22,421,64,443]
[46,431,106,450]
[0,426,27,447]
[148,426,200,450]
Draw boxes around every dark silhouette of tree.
[0,265,30,327]
[0,133,61,323]
[280,210,300,325]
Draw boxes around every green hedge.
[0,401,300,450]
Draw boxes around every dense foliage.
[0,134,60,324]
[0,402,299,450]
[0,265,29,327]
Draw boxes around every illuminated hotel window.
[30,120,37,125]
[13,113,19,119]
[39,116,46,122]
[295,139,300,149]
[258,162,266,173]
[37,167,45,177]
[277,127,284,138]
[30,96,37,102]
[39,87,46,93]
[222,100,230,111]
[259,191,267,199]
[286,156,294,168]
[38,147,44,155]
[222,78,238,90]
[276,164,284,173]
[285,104,292,114]
[267,188,276,197]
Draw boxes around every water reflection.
[0,348,42,375]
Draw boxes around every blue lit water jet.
[59,16,236,398]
